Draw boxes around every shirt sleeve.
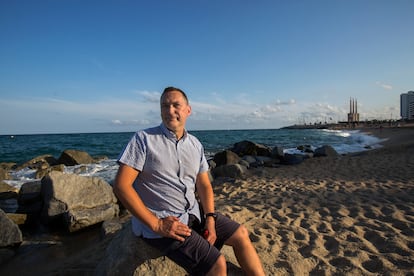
[117,132,146,171]
[199,144,209,174]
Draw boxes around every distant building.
[400,91,414,120]
[347,98,359,123]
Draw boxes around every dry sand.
[216,125,414,275]
[1,126,413,275]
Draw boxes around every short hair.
[161,86,189,104]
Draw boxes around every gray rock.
[0,181,18,200]
[95,221,187,276]
[0,209,22,247]
[212,164,248,178]
[213,150,241,167]
[41,171,119,232]
[282,153,304,165]
[15,154,58,171]
[57,149,96,166]
[231,140,271,157]
[271,146,285,159]
[314,145,339,157]
[96,220,243,275]
[0,209,23,265]
[0,168,10,181]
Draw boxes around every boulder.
[5,213,27,225]
[314,145,339,157]
[212,164,248,178]
[95,221,242,275]
[0,182,18,213]
[297,144,313,153]
[231,140,271,157]
[282,153,304,165]
[0,162,17,171]
[57,149,96,166]
[0,209,23,265]
[213,150,241,167]
[0,168,10,181]
[15,154,58,171]
[271,146,285,160]
[35,164,65,179]
[0,209,22,247]
[95,221,186,275]
[0,181,18,199]
[17,181,43,215]
[41,171,119,232]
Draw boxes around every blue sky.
[1,0,413,135]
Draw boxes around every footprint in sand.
[361,255,384,273]
[323,236,340,254]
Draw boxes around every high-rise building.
[400,91,414,120]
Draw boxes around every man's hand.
[204,217,217,245]
[155,216,192,242]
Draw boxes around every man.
[113,87,265,275]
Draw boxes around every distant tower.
[347,98,360,124]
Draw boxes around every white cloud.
[376,81,393,90]
[136,90,161,103]
[111,119,122,125]
[0,90,401,134]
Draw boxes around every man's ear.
[187,105,192,115]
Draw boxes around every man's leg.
[225,225,265,276]
[206,255,226,276]
[145,232,224,275]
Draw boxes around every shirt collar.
[160,123,187,141]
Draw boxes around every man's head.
[160,87,191,139]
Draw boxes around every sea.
[0,128,386,189]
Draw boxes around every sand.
[215,125,414,275]
[1,125,413,275]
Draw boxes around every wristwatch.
[205,212,218,220]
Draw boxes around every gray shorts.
[143,213,240,275]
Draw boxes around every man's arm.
[113,163,191,241]
[196,171,217,244]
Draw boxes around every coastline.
[1,125,413,275]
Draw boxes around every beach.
[1,126,413,275]
[215,125,414,275]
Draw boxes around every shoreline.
[1,126,413,275]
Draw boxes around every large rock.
[314,145,339,157]
[41,171,119,232]
[213,150,241,167]
[0,182,18,213]
[0,209,22,247]
[271,146,285,160]
[15,154,58,171]
[231,140,271,157]
[0,209,23,265]
[57,149,96,166]
[0,181,18,199]
[95,221,242,275]
[212,164,248,178]
[0,168,10,181]
[282,153,305,165]
[17,181,43,216]
[95,221,187,275]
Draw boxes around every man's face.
[160,90,191,135]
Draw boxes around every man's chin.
[165,122,180,131]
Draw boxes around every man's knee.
[206,255,226,276]
[227,225,251,246]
